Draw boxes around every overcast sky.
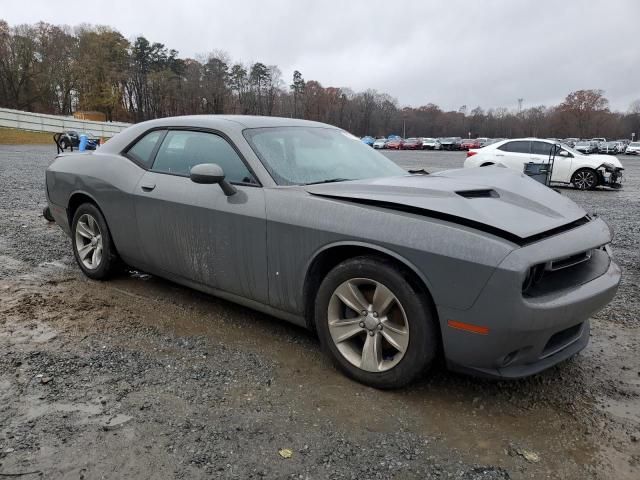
[3,0,638,111]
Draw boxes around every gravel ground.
[0,145,638,479]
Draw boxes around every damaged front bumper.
[597,163,623,188]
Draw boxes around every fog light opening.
[501,350,519,367]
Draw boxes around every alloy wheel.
[74,213,103,269]
[573,170,596,190]
[327,278,409,372]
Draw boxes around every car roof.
[140,114,330,129]
[99,115,338,153]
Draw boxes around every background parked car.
[402,137,422,150]
[386,138,404,150]
[440,137,462,150]
[460,138,481,150]
[625,142,640,155]
[613,141,627,153]
[591,138,607,152]
[422,138,441,150]
[574,140,596,154]
[464,138,624,189]
[563,138,579,148]
[598,141,619,154]
[58,130,99,150]
[361,136,375,147]
[373,138,387,149]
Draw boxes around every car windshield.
[560,144,582,156]
[630,142,640,147]
[244,127,407,186]
[575,141,589,146]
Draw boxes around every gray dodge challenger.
[45,115,621,388]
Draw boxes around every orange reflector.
[447,320,489,335]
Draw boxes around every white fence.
[0,107,131,138]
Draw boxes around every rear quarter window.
[126,130,165,168]
[498,141,530,154]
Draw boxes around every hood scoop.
[456,189,499,199]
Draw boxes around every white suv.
[463,138,624,189]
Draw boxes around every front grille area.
[547,250,593,271]
[542,323,583,358]
[523,247,610,297]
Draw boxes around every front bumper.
[597,164,623,188]
[438,217,621,379]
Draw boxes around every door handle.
[495,153,504,157]
[140,183,156,192]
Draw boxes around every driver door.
[132,129,269,304]
[530,141,572,183]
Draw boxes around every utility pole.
[517,98,523,115]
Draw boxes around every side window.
[499,141,530,154]
[151,130,256,184]
[127,130,164,168]
[531,141,554,156]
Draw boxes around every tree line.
[1,20,639,139]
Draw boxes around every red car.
[386,138,404,150]
[460,138,481,150]
[401,138,422,150]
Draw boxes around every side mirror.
[190,163,237,196]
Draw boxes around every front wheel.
[572,168,598,190]
[314,256,438,389]
[43,206,54,222]
[71,203,119,279]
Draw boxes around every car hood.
[581,154,624,169]
[305,167,587,242]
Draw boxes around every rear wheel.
[572,168,598,190]
[314,256,438,389]
[71,203,119,279]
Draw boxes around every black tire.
[71,203,119,280]
[42,206,54,222]
[314,256,438,389]
[571,168,598,190]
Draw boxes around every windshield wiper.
[304,178,352,185]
